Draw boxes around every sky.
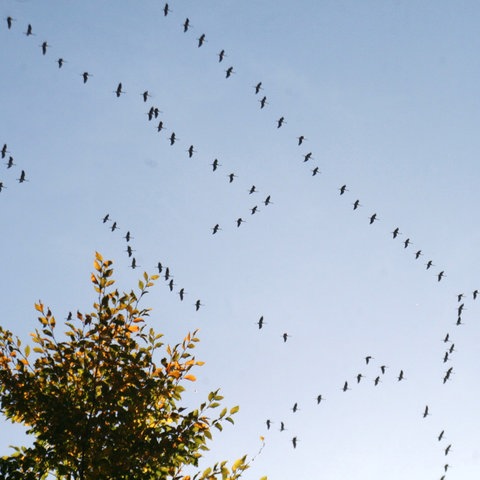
[1,1,480,479]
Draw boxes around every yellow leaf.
[34,302,43,312]
[93,260,101,271]
[128,325,139,332]
[95,251,103,262]
[184,374,196,382]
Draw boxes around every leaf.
[25,345,30,357]
[184,374,196,382]
[128,325,139,332]
[230,406,240,415]
[93,260,101,271]
[34,302,43,312]
[95,251,103,262]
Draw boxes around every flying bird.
[280,422,286,432]
[236,218,245,227]
[292,402,298,413]
[404,238,411,248]
[254,82,262,94]
[57,58,65,68]
[212,224,221,234]
[168,279,175,292]
[124,231,132,242]
[374,376,381,386]
[443,333,450,343]
[110,222,118,232]
[292,437,298,449]
[142,91,151,102]
[169,132,177,145]
[248,185,257,194]
[178,288,185,301]
[342,381,350,392]
[423,405,430,418]
[380,365,388,374]
[365,356,373,364]
[187,145,195,158]
[163,3,170,16]
[264,195,272,206]
[282,333,290,343]
[156,262,163,274]
[457,293,464,302]
[339,185,348,195]
[164,267,171,281]
[102,214,110,223]
[266,419,271,430]
[426,260,434,269]
[444,444,452,456]
[82,72,92,83]
[437,271,445,282]
[251,206,259,215]
[126,245,134,258]
[195,299,202,311]
[228,173,237,183]
[257,316,265,329]
[18,170,27,183]
[225,66,234,78]
[392,227,400,238]
[198,34,206,47]
[157,121,165,132]
[303,152,313,162]
[353,199,361,210]
[6,156,15,168]
[183,18,190,32]
[438,430,445,441]
[316,395,323,404]
[297,135,306,145]
[211,158,221,171]
[1,144,7,158]
[369,213,378,224]
[40,41,50,55]
[115,82,124,97]
[6,17,15,29]
[473,289,479,300]
[415,250,422,259]
[0,183,5,192]
[130,258,138,269]
[25,24,33,36]
[218,49,226,62]
[397,370,405,381]
[277,116,285,128]
[356,373,364,383]
[259,96,268,109]
[312,167,320,176]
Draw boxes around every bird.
[126,245,134,258]
[124,231,132,242]
[0,182,5,192]
[110,222,118,232]
[115,83,124,97]
[169,132,177,145]
[6,16,15,29]
[211,159,221,171]
[282,333,290,343]
[141,90,151,102]
[183,18,190,32]
[163,3,170,16]
[130,258,138,269]
[444,464,450,472]
[474,289,479,300]
[198,34,206,47]
[57,58,65,68]
[423,405,430,418]
[297,135,306,145]
[187,145,195,158]
[82,72,92,84]
[339,185,348,195]
[251,206,259,215]
[156,121,165,132]
[303,152,313,162]
[228,173,237,183]
[342,381,350,392]
[178,288,185,301]
[225,66,234,78]
[6,156,15,168]
[456,316,463,326]
[365,356,373,364]
[380,365,388,374]
[449,344,455,354]
[444,444,452,456]
[277,116,285,128]
[403,238,411,248]
[438,430,445,441]
[18,170,27,183]
[437,271,445,282]
[66,312,72,321]
[164,267,171,281]
[426,260,434,269]
[415,250,422,259]
[374,376,381,386]
[443,333,450,343]
[212,224,221,234]
[102,214,110,223]
[457,303,464,315]
[25,24,33,36]
[147,107,155,121]
[259,96,268,108]
[156,262,163,274]
[443,351,449,363]
[236,218,245,227]
[254,82,262,94]
[168,279,175,292]
[40,41,50,55]
[392,227,400,239]
[369,213,378,224]
[264,195,272,206]
[397,370,405,381]
[248,185,257,194]
[279,421,286,432]
[356,373,364,383]
[353,199,361,210]
[292,437,298,449]
[1,144,7,158]
[312,167,320,176]
[195,299,202,311]
[257,316,265,329]
[218,49,226,62]
[457,293,464,302]
[292,402,298,413]
[316,395,323,404]
[266,419,271,430]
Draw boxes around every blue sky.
[1,1,480,479]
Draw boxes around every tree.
[0,252,266,480]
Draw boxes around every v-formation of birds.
[3,7,479,475]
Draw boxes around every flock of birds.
[3,6,479,479]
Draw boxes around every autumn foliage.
[0,253,264,480]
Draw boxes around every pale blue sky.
[1,1,480,479]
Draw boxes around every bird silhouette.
[254,82,262,94]
[249,185,257,194]
[259,96,268,109]
[292,402,298,413]
[163,3,170,16]
[168,279,175,292]
[292,437,298,449]
[102,214,110,223]
[415,250,422,259]
[457,303,464,315]
[25,24,33,36]
[280,422,286,432]
[164,267,171,281]
[473,289,479,300]
[82,72,92,84]
[257,316,265,329]
[130,258,138,269]
[443,333,450,343]
[392,228,400,239]
[18,170,27,183]
[183,18,190,32]
[443,351,449,363]
[236,218,245,227]
[195,299,202,311]
[423,405,430,418]
[198,34,206,47]
[438,430,445,441]
[157,121,165,132]
[374,376,381,386]
[444,444,451,456]
[312,167,320,176]
[403,238,411,248]
[156,262,163,274]
[303,152,313,162]
[353,200,361,210]
[457,293,464,302]
[211,159,221,171]
[266,419,271,430]
[142,91,151,102]
[212,224,221,234]
[178,288,185,301]
[0,183,5,192]
[40,41,50,55]
[187,145,195,158]
[397,370,405,381]
[339,185,348,195]
[369,213,378,224]
[6,156,15,168]
[1,144,7,158]
[456,316,463,326]
[437,271,445,282]
[110,222,118,232]
[316,394,323,404]
[115,83,124,97]
[356,373,364,383]
[365,356,374,364]
[225,66,234,78]
[57,58,65,68]
[282,333,290,343]
[449,344,455,354]
[297,135,306,145]
[426,260,434,269]
[277,117,285,128]
[124,231,132,242]
[342,381,350,392]
[228,173,237,183]
[217,49,226,62]
[251,206,259,215]
[264,195,272,206]
[126,245,134,258]
[169,132,177,145]
[6,17,15,29]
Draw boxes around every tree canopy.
[0,252,265,480]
